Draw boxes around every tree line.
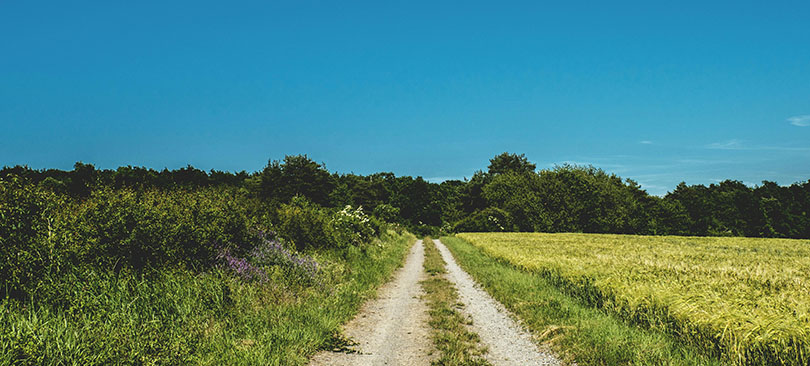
[3,152,809,238]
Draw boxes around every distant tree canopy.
[3,152,809,238]
[487,152,536,176]
[259,155,334,206]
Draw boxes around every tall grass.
[456,232,810,366]
[0,231,414,365]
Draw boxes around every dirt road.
[309,239,434,366]
[309,238,561,366]
[434,239,561,366]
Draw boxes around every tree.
[258,155,334,206]
[460,170,491,213]
[172,165,209,187]
[482,172,547,231]
[67,162,97,197]
[487,152,536,176]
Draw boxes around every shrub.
[276,196,339,251]
[331,205,375,247]
[372,204,400,223]
[0,176,61,298]
[275,197,380,251]
[60,187,255,271]
[452,207,514,232]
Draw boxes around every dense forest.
[3,152,809,239]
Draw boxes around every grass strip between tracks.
[421,238,491,366]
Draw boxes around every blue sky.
[1,1,809,195]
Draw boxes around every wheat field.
[457,232,810,366]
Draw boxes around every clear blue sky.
[2,1,809,195]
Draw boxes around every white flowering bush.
[276,197,382,250]
[331,205,375,247]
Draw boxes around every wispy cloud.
[639,140,653,145]
[675,158,738,165]
[704,139,810,152]
[788,115,810,127]
[706,139,744,150]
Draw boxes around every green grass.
[457,232,810,366]
[0,231,415,365]
[441,235,723,366]
[420,238,490,366]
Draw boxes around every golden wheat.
[458,232,810,366]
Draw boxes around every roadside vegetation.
[453,233,810,366]
[441,236,723,366]
[420,238,490,366]
[0,170,415,364]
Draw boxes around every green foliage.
[487,152,536,176]
[372,203,400,223]
[62,187,255,271]
[667,180,776,237]
[1,163,249,193]
[276,196,379,251]
[460,171,490,214]
[4,153,810,239]
[482,172,547,231]
[452,207,514,232]
[0,231,415,365]
[533,165,641,233]
[0,177,62,298]
[0,179,261,300]
[0,166,414,364]
[258,155,334,205]
[332,205,376,247]
[392,176,443,228]
[66,162,97,198]
[0,269,229,365]
[276,196,341,251]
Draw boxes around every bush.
[60,187,255,271]
[0,176,62,298]
[372,204,400,223]
[331,205,375,247]
[276,197,380,251]
[276,196,339,251]
[452,207,514,232]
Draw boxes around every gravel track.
[434,239,562,366]
[309,239,434,366]
[309,238,561,366]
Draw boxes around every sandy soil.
[309,239,435,366]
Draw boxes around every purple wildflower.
[218,230,322,286]
[250,233,321,285]
[217,248,269,283]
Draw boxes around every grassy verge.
[440,236,722,366]
[0,231,415,365]
[421,238,490,366]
